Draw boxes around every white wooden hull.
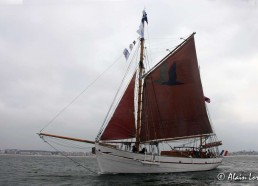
[95,143,223,174]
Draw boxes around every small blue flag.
[123,48,130,60]
[142,10,148,24]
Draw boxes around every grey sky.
[0,0,257,152]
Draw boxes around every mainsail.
[140,33,213,142]
[100,74,136,140]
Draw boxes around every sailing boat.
[39,10,223,173]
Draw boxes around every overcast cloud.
[0,0,257,152]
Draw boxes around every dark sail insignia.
[161,62,184,86]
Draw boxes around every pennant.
[142,10,148,24]
[129,44,133,51]
[137,23,144,38]
[137,10,147,38]
[204,96,210,103]
[123,48,130,60]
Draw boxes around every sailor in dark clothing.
[132,145,137,153]
[140,147,147,154]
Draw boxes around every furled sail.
[140,34,213,142]
[100,74,136,140]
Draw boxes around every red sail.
[140,34,213,142]
[100,74,136,140]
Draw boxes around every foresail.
[100,74,136,140]
[140,34,213,142]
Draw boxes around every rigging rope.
[96,42,140,140]
[146,25,154,70]
[41,136,98,174]
[40,55,123,133]
[46,137,93,150]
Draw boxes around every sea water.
[0,155,258,185]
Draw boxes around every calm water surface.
[1,155,258,185]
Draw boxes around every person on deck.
[140,147,147,154]
[132,145,137,153]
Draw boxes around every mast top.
[137,10,148,39]
[135,10,148,151]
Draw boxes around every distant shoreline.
[0,153,96,158]
[229,151,258,156]
[0,149,95,157]
[2,149,258,157]
[225,154,258,157]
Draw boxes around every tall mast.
[135,10,146,151]
[135,38,144,151]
